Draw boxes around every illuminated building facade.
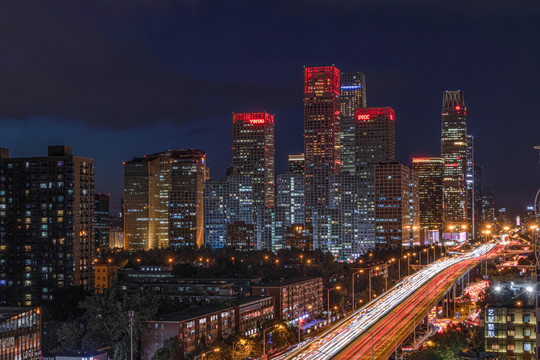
[288,153,305,174]
[203,176,253,249]
[0,146,95,306]
[303,66,341,221]
[124,149,208,250]
[355,107,396,250]
[94,193,110,248]
[374,163,420,249]
[276,172,305,226]
[412,157,444,232]
[340,72,367,174]
[251,277,323,322]
[232,112,275,208]
[226,221,255,251]
[94,264,118,293]
[0,307,42,359]
[441,90,468,226]
[485,305,536,360]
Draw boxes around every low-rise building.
[0,307,41,360]
[235,296,274,337]
[141,306,236,360]
[251,277,323,322]
[94,264,118,293]
[485,304,536,360]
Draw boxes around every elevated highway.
[279,243,501,360]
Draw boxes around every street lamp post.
[351,269,364,311]
[128,310,134,360]
[327,286,341,322]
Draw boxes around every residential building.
[141,307,236,360]
[251,277,323,322]
[0,146,95,305]
[234,296,274,337]
[0,306,41,360]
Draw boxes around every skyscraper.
[288,154,305,174]
[0,146,95,306]
[441,90,468,226]
[203,176,254,249]
[355,107,396,165]
[412,157,444,232]
[276,172,305,226]
[124,149,208,250]
[94,193,110,248]
[355,107,396,250]
[232,112,275,208]
[340,72,367,174]
[374,163,420,249]
[303,66,341,221]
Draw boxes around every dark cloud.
[0,2,296,129]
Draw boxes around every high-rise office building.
[304,66,341,221]
[169,150,208,248]
[203,176,254,249]
[441,90,468,226]
[94,193,110,248]
[412,157,444,232]
[355,107,396,250]
[374,163,420,249]
[0,146,95,306]
[124,149,208,250]
[232,112,275,208]
[355,107,396,165]
[276,172,305,227]
[288,154,305,174]
[340,72,367,174]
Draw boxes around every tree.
[151,337,183,360]
[57,285,158,360]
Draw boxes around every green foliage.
[57,285,158,359]
[407,324,484,360]
[151,337,183,360]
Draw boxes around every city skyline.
[1,2,539,214]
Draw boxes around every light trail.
[282,244,498,360]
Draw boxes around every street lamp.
[327,286,341,322]
[262,324,283,359]
[232,339,246,359]
[351,269,364,311]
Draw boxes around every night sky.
[1,1,539,214]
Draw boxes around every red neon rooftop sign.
[356,107,395,121]
[233,112,274,126]
[304,66,340,96]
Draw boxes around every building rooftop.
[252,276,321,288]
[0,306,35,322]
[157,306,233,322]
[235,296,272,306]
